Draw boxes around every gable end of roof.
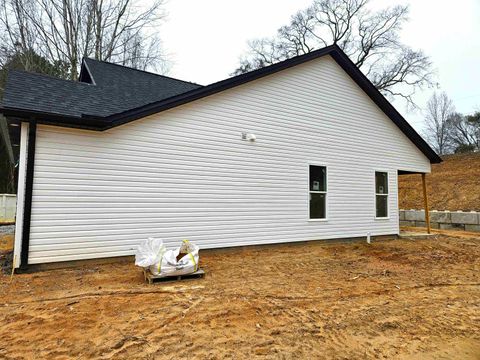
[0,45,441,163]
[94,45,441,163]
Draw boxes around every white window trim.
[308,163,328,222]
[374,170,389,220]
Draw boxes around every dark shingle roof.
[2,58,202,118]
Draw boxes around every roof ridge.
[83,57,203,87]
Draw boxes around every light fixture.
[241,132,256,142]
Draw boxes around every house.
[0,45,441,270]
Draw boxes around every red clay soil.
[399,152,480,211]
[1,231,479,359]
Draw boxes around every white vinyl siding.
[27,55,431,264]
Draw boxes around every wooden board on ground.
[143,269,205,284]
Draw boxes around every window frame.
[308,163,328,222]
[374,170,389,219]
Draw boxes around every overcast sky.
[160,0,480,132]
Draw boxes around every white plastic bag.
[135,238,199,277]
[135,237,166,268]
[153,240,199,277]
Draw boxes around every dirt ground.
[399,151,480,211]
[1,231,479,360]
[0,234,13,252]
[0,228,14,274]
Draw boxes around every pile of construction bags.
[135,238,199,277]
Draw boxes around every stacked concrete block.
[451,211,478,225]
[399,209,480,232]
[430,211,451,223]
[404,210,425,221]
[466,224,480,232]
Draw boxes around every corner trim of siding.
[13,122,28,268]
[19,121,36,270]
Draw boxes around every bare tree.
[0,0,167,80]
[233,0,433,107]
[466,112,480,150]
[423,92,455,155]
[0,131,16,193]
[448,111,480,153]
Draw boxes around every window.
[309,165,327,219]
[375,171,389,218]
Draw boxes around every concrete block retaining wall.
[400,210,480,232]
